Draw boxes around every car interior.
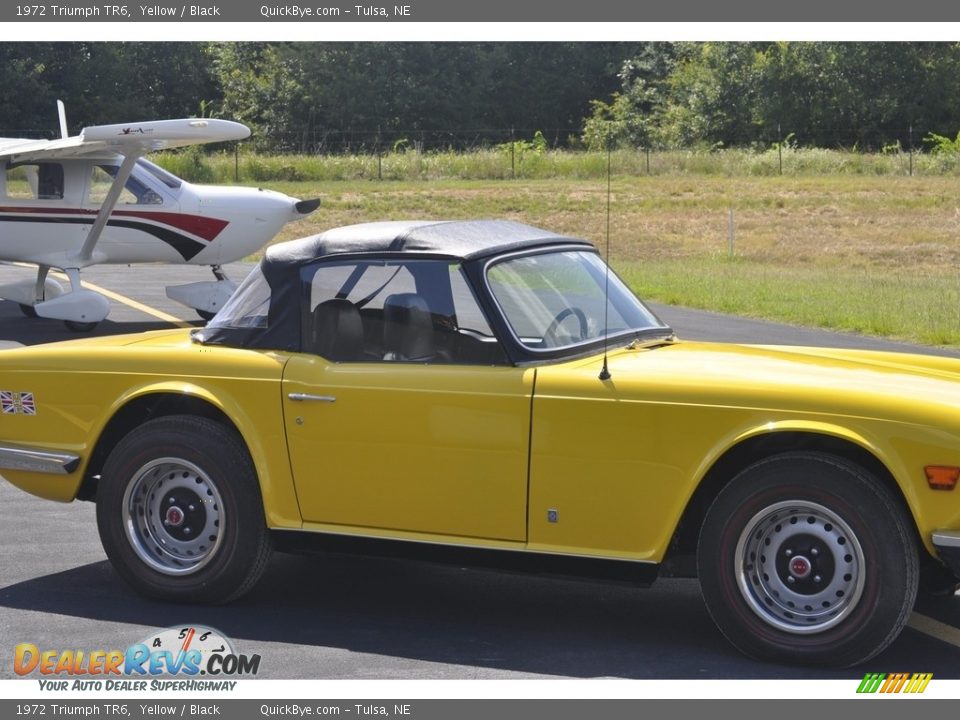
[305,259,508,365]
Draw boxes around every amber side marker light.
[924,465,960,490]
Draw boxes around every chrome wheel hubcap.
[122,458,225,576]
[735,500,865,634]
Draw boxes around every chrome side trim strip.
[0,444,80,475]
[932,530,960,549]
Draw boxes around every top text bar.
[2,0,956,22]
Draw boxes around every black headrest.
[383,293,434,361]
[311,298,363,361]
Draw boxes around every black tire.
[196,309,216,322]
[96,415,272,603]
[697,451,918,667]
[18,303,37,318]
[64,320,98,332]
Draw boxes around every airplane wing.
[0,117,250,264]
[0,118,250,164]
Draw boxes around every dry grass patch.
[257,174,960,346]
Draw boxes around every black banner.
[1,700,959,720]
[0,0,954,22]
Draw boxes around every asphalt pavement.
[0,261,959,680]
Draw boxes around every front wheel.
[698,452,918,667]
[96,415,272,603]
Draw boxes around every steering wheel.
[542,306,589,347]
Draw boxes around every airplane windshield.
[136,158,183,190]
[93,165,163,205]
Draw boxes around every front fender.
[690,418,956,557]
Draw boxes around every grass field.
[156,146,960,183]
[219,172,960,348]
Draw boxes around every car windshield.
[206,265,271,329]
[486,250,668,350]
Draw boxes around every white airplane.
[0,102,319,331]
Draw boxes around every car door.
[282,258,533,542]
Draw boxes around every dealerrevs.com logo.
[14,625,260,691]
[857,672,933,694]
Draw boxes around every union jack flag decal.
[1,391,36,415]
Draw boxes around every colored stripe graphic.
[856,673,885,693]
[857,672,932,694]
[881,673,907,693]
[0,215,207,261]
[0,206,229,241]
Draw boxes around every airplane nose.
[294,198,321,215]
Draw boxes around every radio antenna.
[598,142,612,381]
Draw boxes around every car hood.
[544,340,960,428]
[0,329,246,370]
[0,328,191,353]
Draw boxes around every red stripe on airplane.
[0,206,228,242]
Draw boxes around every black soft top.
[195,219,594,351]
[263,219,589,272]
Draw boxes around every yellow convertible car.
[1,220,959,667]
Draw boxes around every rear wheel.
[18,303,37,318]
[96,415,272,603]
[698,451,918,667]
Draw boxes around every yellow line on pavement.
[11,263,192,328]
[908,612,960,649]
[75,278,192,328]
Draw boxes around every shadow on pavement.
[1,550,958,679]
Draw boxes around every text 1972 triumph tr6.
[1,220,958,666]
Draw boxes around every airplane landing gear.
[2,266,103,331]
[166,265,236,323]
[1,265,64,319]
[32,268,110,332]
[64,320,99,332]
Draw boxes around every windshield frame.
[479,245,672,362]
[136,158,184,191]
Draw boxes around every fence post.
[234,144,239,182]
[728,208,736,257]
[778,123,783,176]
[510,128,516,179]
[909,124,913,177]
[377,149,382,181]
[645,146,650,174]
[418,131,424,176]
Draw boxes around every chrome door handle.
[287,393,336,403]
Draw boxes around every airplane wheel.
[64,320,98,332]
[196,310,216,322]
[18,304,38,318]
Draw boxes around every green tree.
[582,43,676,149]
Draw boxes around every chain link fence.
[6,125,959,183]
